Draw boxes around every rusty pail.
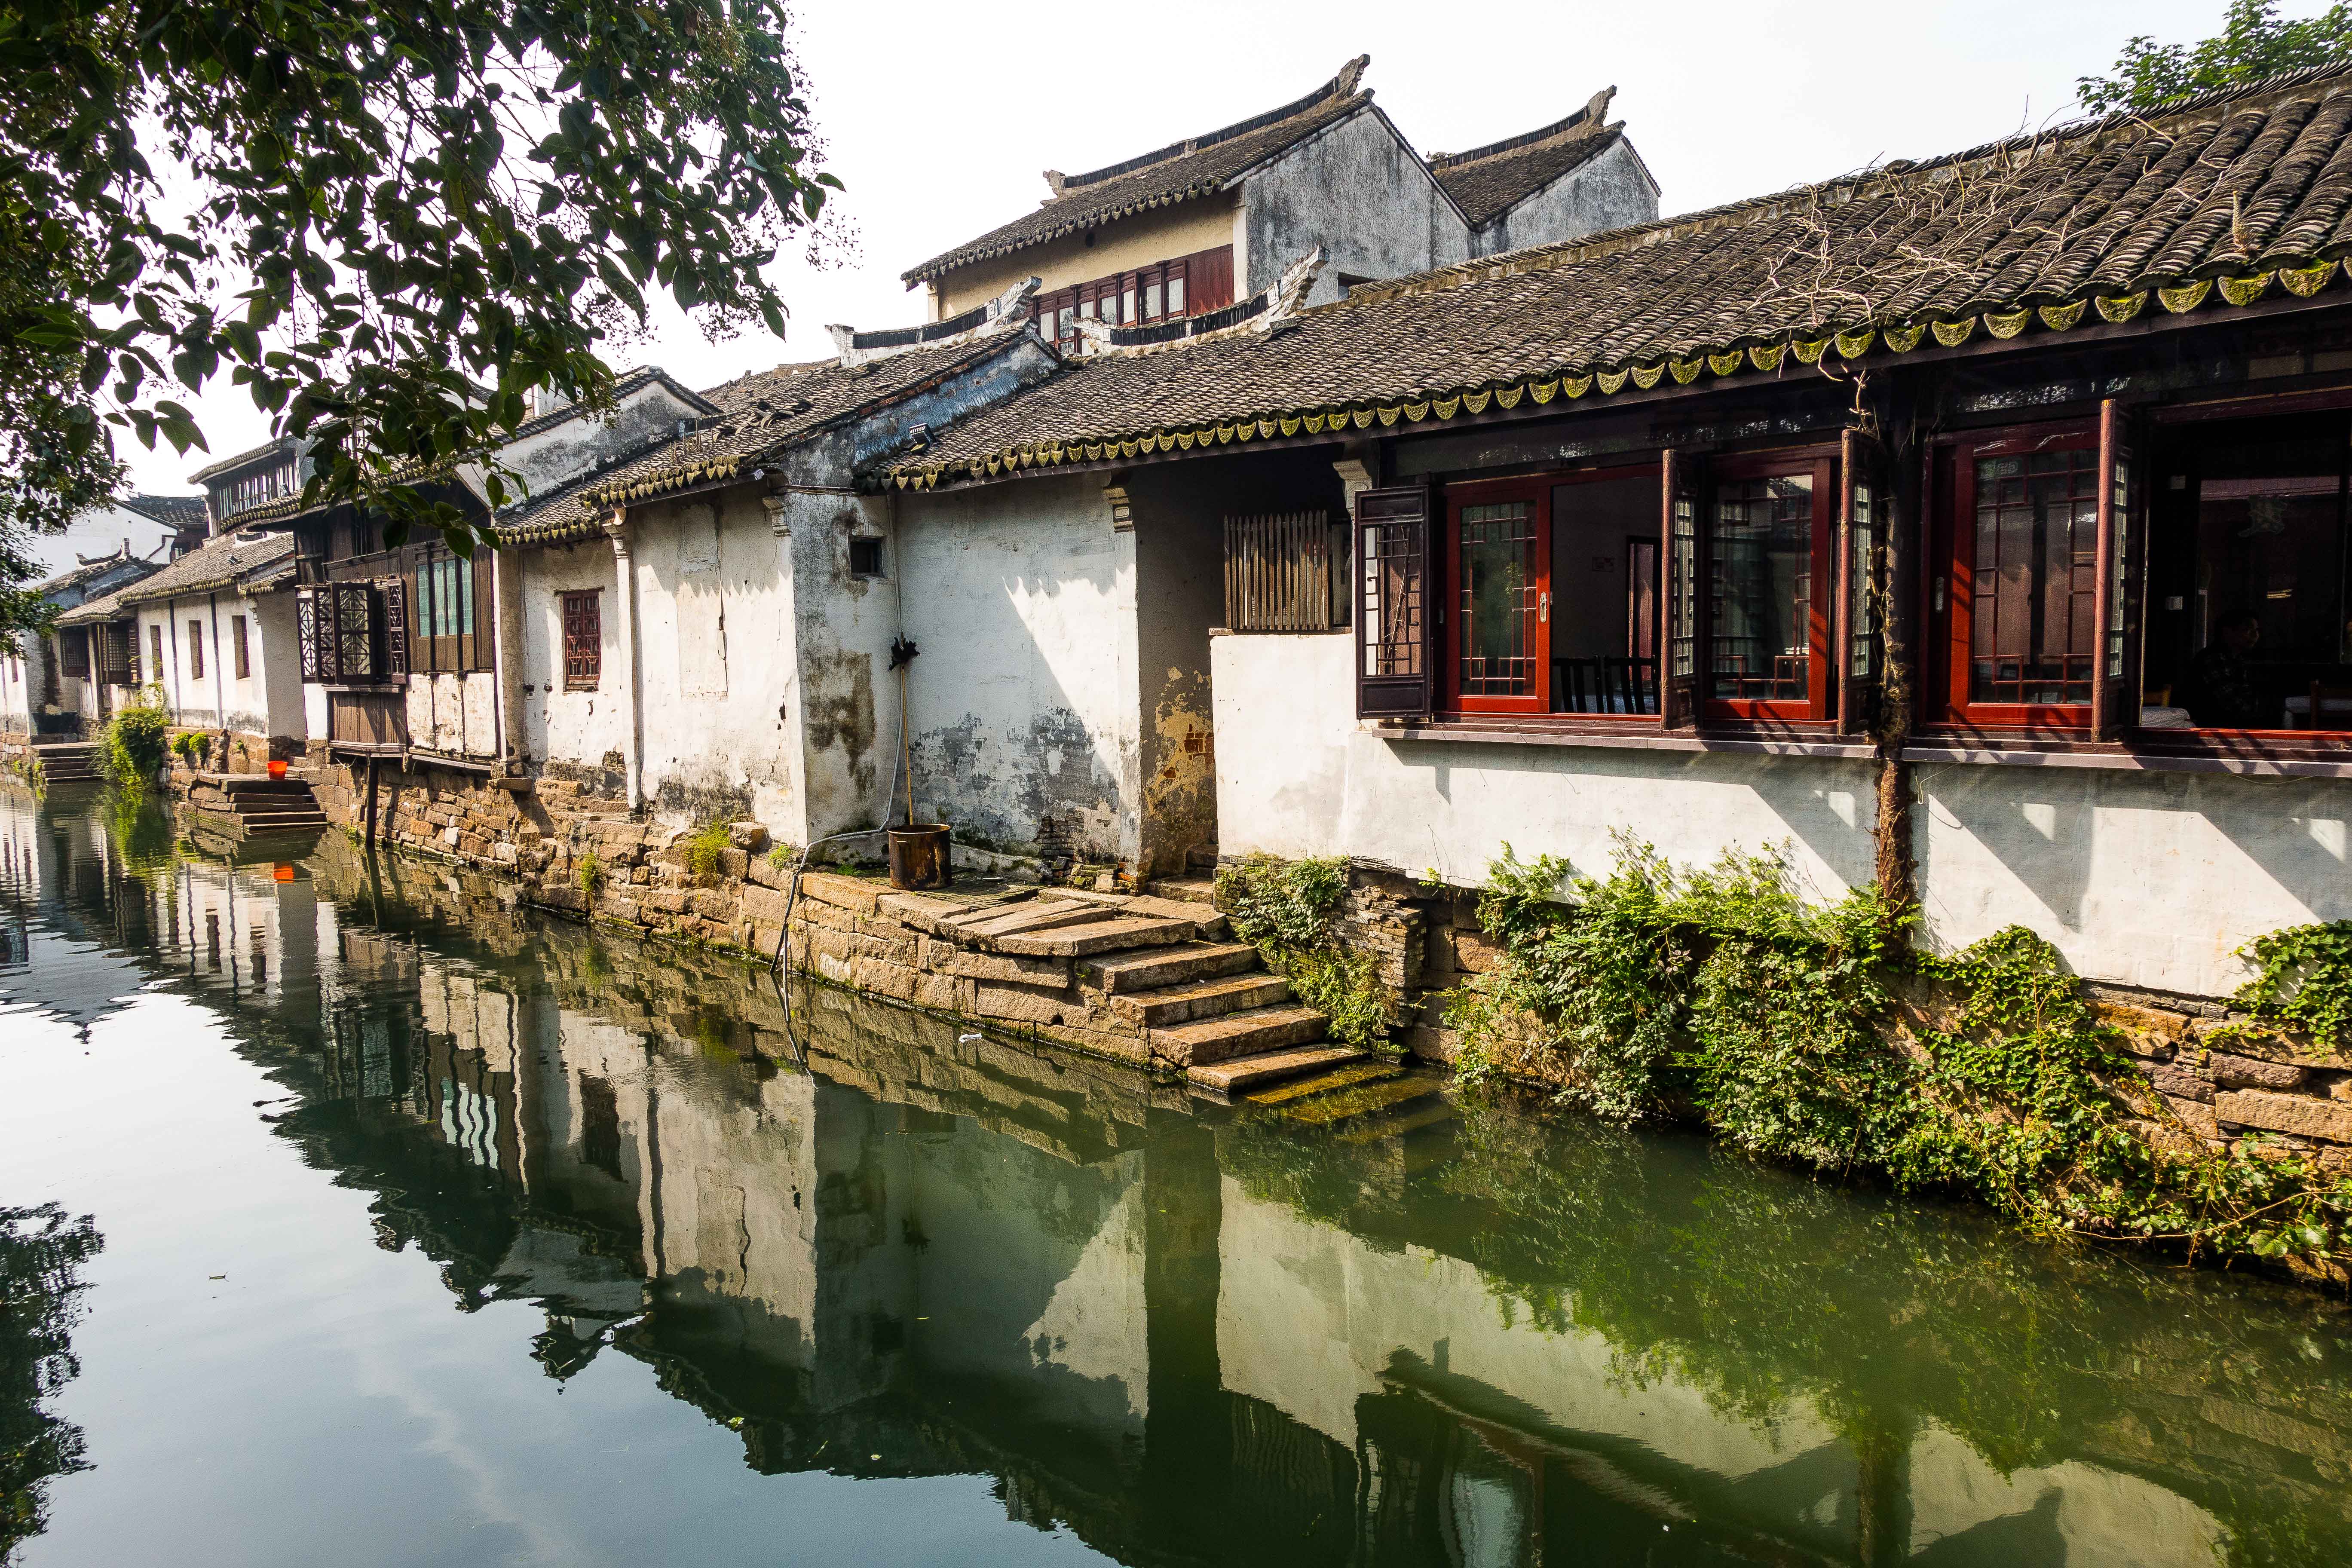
[887,824,953,890]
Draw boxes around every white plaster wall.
[1213,633,2352,998]
[515,542,629,772]
[251,591,306,740]
[141,589,299,738]
[898,473,1141,864]
[0,634,30,729]
[629,486,803,837]
[1243,110,1470,305]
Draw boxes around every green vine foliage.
[1216,854,1397,1050]
[1448,835,2352,1278]
[2229,920,2352,1050]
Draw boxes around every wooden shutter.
[2091,398,2142,739]
[1355,484,1435,720]
[381,576,409,676]
[1661,448,1703,728]
[562,591,601,689]
[1837,428,1886,736]
[471,549,495,672]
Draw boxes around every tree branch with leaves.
[0,0,841,626]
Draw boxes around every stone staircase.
[27,741,102,785]
[185,771,330,839]
[792,872,1372,1096]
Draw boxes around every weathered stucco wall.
[1469,136,1659,257]
[1129,448,1348,874]
[516,540,630,801]
[138,591,303,741]
[1243,110,1469,305]
[404,670,499,758]
[499,380,709,502]
[1211,632,2352,998]
[627,485,803,837]
[897,472,1139,865]
[934,197,1241,319]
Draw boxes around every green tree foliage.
[0,1204,103,1560]
[2078,0,2352,114]
[0,0,842,631]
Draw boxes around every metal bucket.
[887,824,953,890]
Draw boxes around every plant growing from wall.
[576,849,603,902]
[2226,920,2352,1051]
[683,821,732,883]
[4,752,42,797]
[1216,854,1397,1050]
[1446,835,2352,1278]
[98,695,168,790]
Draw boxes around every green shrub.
[1447,833,2352,1277]
[577,849,604,899]
[100,698,171,790]
[1216,854,1397,1049]
[5,753,44,797]
[683,821,732,881]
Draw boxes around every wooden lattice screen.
[1223,511,1344,631]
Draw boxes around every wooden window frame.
[231,615,249,680]
[60,626,89,679]
[561,589,602,692]
[1035,245,1236,352]
[1928,420,2103,734]
[187,619,204,681]
[1442,473,1552,716]
[1702,449,1839,726]
[1538,461,1665,723]
[148,624,164,684]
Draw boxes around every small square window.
[848,537,885,578]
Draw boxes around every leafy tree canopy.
[2078,0,2352,114]
[0,0,840,630]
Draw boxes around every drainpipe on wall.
[601,508,644,811]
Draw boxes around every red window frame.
[1442,474,1552,715]
[1034,245,1235,353]
[1703,450,1838,724]
[561,590,602,691]
[1930,421,2101,732]
[1546,461,1665,722]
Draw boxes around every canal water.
[2,788,2349,1568]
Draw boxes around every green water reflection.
[2,785,2349,1567]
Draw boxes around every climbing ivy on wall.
[1216,854,1398,1050]
[1446,835,2352,1279]
[2229,919,2352,1051]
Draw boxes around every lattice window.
[1224,511,1342,631]
[562,590,601,690]
[1457,500,1539,697]
[1970,448,2098,707]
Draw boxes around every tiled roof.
[188,436,298,485]
[56,533,295,623]
[1431,91,1627,230]
[497,335,1036,546]
[888,61,2352,489]
[118,493,209,532]
[31,548,156,596]
[900,58,1374,285]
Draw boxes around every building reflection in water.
[5,786,2351,1568]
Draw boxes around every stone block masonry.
[296,743,1346,1087]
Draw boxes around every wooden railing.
[1223,511,1346,632]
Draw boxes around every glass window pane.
[1167,274,1185,315]
[1458,501,1538,697]
[1142,280,1162,320]
[1120,287,1134,323]
[1969,448,2096,706]
[1709,475,1814,702]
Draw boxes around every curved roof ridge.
[1063,55,1369,189]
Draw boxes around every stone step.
[1152,1003,1329,1067]
[946,899,1106,944]
[237,810,329,827]
[1078,940,1260,993]
[1187,1044,1368,1096]
[1142,876,1219,904]
[995,916,1195,959]
[1106,971,1290,1028]
[1056,889,1230,940]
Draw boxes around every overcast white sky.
[113,0,2288,496]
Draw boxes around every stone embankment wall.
[295,750,1238,1072]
